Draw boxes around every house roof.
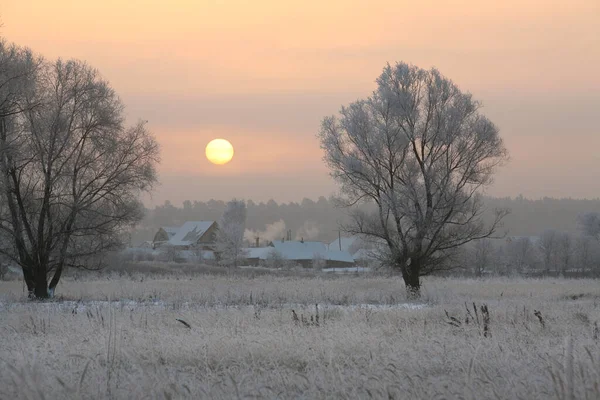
[329,236,358,253]
[168,221,215,246]
[271,240,328,261]
[161,226,180,238]
[245,243,354,264]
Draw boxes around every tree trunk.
[48,263,63,296]
[402,268,421,299]
[402,255,422,299]
[22,266,35,296]
[33,263,49,299]
[393,253,422,299]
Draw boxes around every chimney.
[255,236,259,248]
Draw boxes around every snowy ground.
[322,266,371,273]
[1,276,599,399]
[0,298,427,314]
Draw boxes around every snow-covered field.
[1,275,599,399]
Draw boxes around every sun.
[205,138,234,165]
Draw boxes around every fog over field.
[134,196,600,245]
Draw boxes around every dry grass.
[1,274,599,399]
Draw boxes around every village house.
[245,239,355,269]
[152,221,218,250]
[329,235,382,266]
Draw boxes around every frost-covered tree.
[574,234,599,274]
[0,42,159,298]
[470,239,494,277]
[538,229,558,273]
[312,253,326,270]
[579,212,600,241]
[505,237,537,274]
[557,232,573,275]
[215,199,247,267]
[319,62,508,296]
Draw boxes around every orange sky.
[2,0,599,205]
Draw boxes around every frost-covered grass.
[1,275,599,399]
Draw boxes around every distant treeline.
[131,196,600,246]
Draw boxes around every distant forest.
[131,196,600,246]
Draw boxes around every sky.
[2,0,599,206]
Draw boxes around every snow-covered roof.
[329,236,358,253]
[162,226,180,238]
[271,240,328,261]
[168,221,215,246]
[244,241,354,264]
[325,250,355,263]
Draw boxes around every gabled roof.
[161,226,180,238]
[329,236,358,253]
[168,221,216,246]
[271,240,328,261]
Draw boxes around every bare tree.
[0,47,159,298]
[215,199,247,267]
[471,239,494,277]
[574,234,596,274]
[319,62,508,296]
[538,229,558,273]
[579,212,600,241]
[505,237,537,275]
[557,232,573,276]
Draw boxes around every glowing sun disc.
[205,138,234,165]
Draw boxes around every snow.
[245,241,355,264]
[322,267,371,273]
[0,299,428,313]
[271,240,328,260]
[168,221,215,246]
[328,236,358,253]
[162,226,180,238]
